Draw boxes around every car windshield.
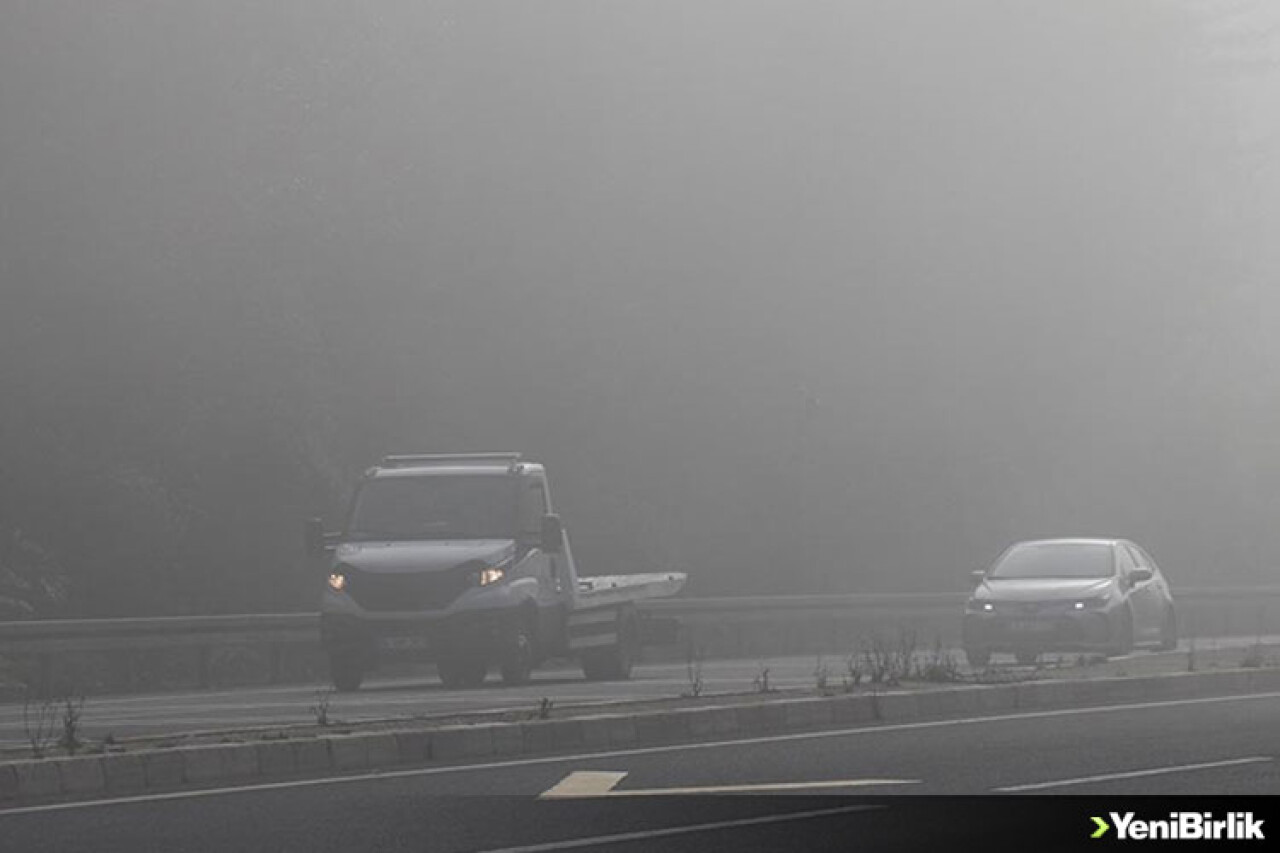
[989,543,1115,579]
[347,475,516,541]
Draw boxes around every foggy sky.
[2,1,1278,610]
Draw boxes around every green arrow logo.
[1091,816,1110,839]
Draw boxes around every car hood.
[333,539,516,574]
[975,577,1116,602]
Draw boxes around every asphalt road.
[0,636,1272,748]
[2,686,1277,851]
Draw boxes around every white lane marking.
[993,756,1275,792]
[3,690,1279,816]
[540,773,918,798]
[468,806,877,853]
[539,771,628,798]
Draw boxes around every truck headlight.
[478,566,506,587]
[328,571,347,592]
[1073,596,1108,610]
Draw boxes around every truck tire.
[329,652,365,693]
[581,607,638,682]
[437,654,488,689]
[499,617,537,686]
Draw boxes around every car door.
[1122,543,1162,641]
[1132,543,1174,620]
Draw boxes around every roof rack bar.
[379,453,523,469]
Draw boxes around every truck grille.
[345,568,471,612]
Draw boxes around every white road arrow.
[539,771,630,798]
[539,771,918,798]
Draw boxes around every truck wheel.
[329,652,365,693]
[500,621,536,686]
[438,654,488,689]
[581,608,638,681]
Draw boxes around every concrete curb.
[3,666,1278,807]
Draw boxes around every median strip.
[1,662,1278,808]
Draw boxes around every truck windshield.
[346,475,517,541]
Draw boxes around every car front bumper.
[962,606,1124,652]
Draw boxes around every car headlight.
[966,598,996,613]
[477,566,506,587]
[1073,595,1108,610]
[328,571,347,592]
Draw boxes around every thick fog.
[1,1,1277,616]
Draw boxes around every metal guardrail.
[0,585,1275,647]
[0,613,317,653]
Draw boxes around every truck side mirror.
[304,517,327,559]
[541,514,564,554]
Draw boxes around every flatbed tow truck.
[306,453,686,690]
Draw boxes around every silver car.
[963,538,1177,667]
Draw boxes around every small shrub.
[842,654,864,692]
[58,695,85,755]
[310,688,334,726]
[813,656,831,695]
[752,661,774,694]
[913,640,962,683]
[22,692,57,759]
[683,646,705,698]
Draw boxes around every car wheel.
[1157,607,1178,651]
[963,647,991,669]
[1108,607,1135,657]
[438,654,488,689]
[329,652,365,693]
[1014,650,1039,666]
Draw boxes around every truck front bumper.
[320,606,527,661]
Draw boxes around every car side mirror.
[541,513,564,554]
[304,517,327,559]
[970,569,987,585]
[1130,567,1153,584]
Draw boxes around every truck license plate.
[1008,620,1053,634]
[379,636,430,651]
